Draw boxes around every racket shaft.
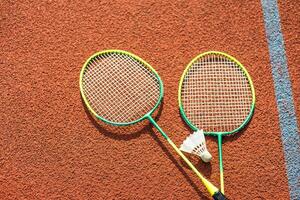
[168,139,218,195]
[218,135,225,194]
[147,116,221,197]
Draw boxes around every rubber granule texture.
[1,1,296,199]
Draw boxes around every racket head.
[80,49,163,126]
[178,51,255,136]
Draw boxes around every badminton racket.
[80,50,227,200]
[179,51,255,194]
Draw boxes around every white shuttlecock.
[180,130,212,162]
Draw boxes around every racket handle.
[212,191,228,200]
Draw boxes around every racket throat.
[147,115,169,140]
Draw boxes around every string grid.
[82,52,160,123]
[181,54,253,132]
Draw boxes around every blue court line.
[261,0,300,199]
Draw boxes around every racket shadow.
[144,106,209,199]
[81,97,156,141]
[148,129,210,199]
[83,97,209,199]
[223,111,255,143]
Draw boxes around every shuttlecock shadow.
[178,151,213,180]
[178,111,214,168]
[148,128,210,200]
[82,97,210,199]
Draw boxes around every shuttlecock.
[180,130,212,162]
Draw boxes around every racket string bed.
[181,54,252,132]
[81,50,228,200]
[82,52,160,123]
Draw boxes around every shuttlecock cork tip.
[200,151,212,163]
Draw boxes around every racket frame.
[80,49,164,127]
[80,50,226,199]
[178,51,256,136]
[178,51,256,194]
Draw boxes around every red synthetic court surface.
[278,0,300,126]
[0,1,298,199]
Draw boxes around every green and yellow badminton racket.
[80,50,227,200]
[179,51,255,194]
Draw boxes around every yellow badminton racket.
[80,50,227,199]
